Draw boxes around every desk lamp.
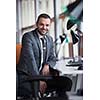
[66,19,83,67]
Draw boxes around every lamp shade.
[59,33,66,43]
[67,19,76,30]
[70,30,79,44]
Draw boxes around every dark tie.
[41,37,47,63]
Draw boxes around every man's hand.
[41,64,50,75]
[39,81,47,94]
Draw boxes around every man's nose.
[43,25,46,29]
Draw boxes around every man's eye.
[46,24,49,27]
[40,24,43,26]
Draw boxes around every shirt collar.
[37,30,46,39]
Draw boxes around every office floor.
[40,96,82,100]
[17,92,83,100]
[18,96,82,100]
[69,96,83,100]
[40,96,83,100]
[37,92,83,100]
[68,92,83,100]
[68,94,83,100]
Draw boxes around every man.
[17,13,72,99]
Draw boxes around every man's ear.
[36,22,38,27]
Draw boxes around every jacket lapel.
[33,30,41,53]
[45,36,49,60]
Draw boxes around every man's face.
[37,17,51,36]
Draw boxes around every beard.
[37,29,48,36]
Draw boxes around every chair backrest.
[16,44,22,64]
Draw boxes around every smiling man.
[17,13,72,99]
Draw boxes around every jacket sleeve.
[45,36,56,69]
[20,32,39,76]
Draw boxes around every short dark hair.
[36,13,51,24]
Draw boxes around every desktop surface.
[54,59,83,75]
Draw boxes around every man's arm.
[45,36,56,69]
[21,32,39,76]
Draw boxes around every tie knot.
[41,37,46,44]
[40,37,44,42]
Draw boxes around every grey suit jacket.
[17,28,56,77]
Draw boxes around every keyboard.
[66,60,83,66]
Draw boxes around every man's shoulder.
[46,34,53,40]
[23,29,37,37]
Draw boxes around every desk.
[54,59,83,92]
[54,59,83,75]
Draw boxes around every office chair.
[16,44,72,100]
[16,44,39,100]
